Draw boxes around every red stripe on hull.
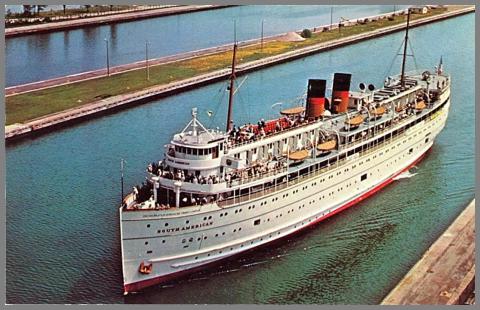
[124,147,431,294]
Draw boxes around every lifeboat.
[280,106,306,116]
[345,115,364,127]
[317,139,337,152]
[415,100,426,111]
[370,106,386,117]
[139,261,153,274]
[288,149,309,161]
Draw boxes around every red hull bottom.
[124,147,431,294]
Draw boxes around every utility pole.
[104,37,110,76]
[330,6,333,30]
[145,40,150,81]
[261,19,264,52]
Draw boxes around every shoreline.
[4,5,234,37]
[5,6,475,141]
[381,199,475,305]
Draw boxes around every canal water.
[6,13,474,304]
[4,5,409,86]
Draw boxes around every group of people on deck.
[229,115,305,145]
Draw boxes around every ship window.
[254,219,261,226]
[182,239,186,243]
[165,223,169,227]
[147,224,150,228]
[145,241,149,245]
[361,174,367,181]
[162,240,166,243]
[425,138,429,143]
[199,149,204,156]
[187,148,192,155]
[193,149,198,155]
[147,250,152,254]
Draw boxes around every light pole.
[145,40,150,81]
[261,19,265,52]
[104,37,110,76]
[330,6,333,30]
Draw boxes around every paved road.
[5,32,280,97]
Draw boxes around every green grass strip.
[5,7,448,125]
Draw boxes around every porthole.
[145,241,149,245]
[162,240,166,243]
[147,224,150,228]
[165,223,169,227]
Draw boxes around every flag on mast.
[437,56,443,75]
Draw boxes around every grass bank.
[5,7,448,125]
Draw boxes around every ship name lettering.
[160,221,214,234]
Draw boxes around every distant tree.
[301,29,312,38]
[22,5,34,16]
[63,5,67,15]
[36,5,47,16]
[83,5,92,12]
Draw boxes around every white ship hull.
[120,90,450,293]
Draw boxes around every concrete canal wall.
[4,5,234,37]
[381,199,475,305]
[5,6,474,141]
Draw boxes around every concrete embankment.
[381,199,475,305]
[5,6,474,141]
[5,5,233,37]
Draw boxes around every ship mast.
[226,43,238,133]
[400,8,411,89]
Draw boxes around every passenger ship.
[119,10,451,294]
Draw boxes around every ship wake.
[393,166,418,181]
